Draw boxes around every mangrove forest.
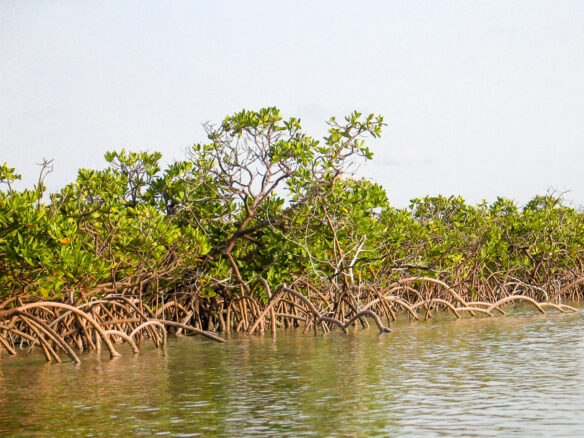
[1,107,582,363]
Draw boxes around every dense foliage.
[1,108,583,344]
[2,108,584,308]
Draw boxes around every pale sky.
[1,1,583,207]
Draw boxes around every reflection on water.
[1,308,584,436]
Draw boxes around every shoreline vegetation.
[1,107,582,364]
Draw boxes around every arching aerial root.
[0,296,225,364]
[0,279,580,364]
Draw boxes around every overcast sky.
[1,1,583,207]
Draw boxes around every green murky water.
[1,308,583,436]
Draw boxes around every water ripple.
[1,309,583,436]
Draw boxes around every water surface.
[1,308,583,436]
